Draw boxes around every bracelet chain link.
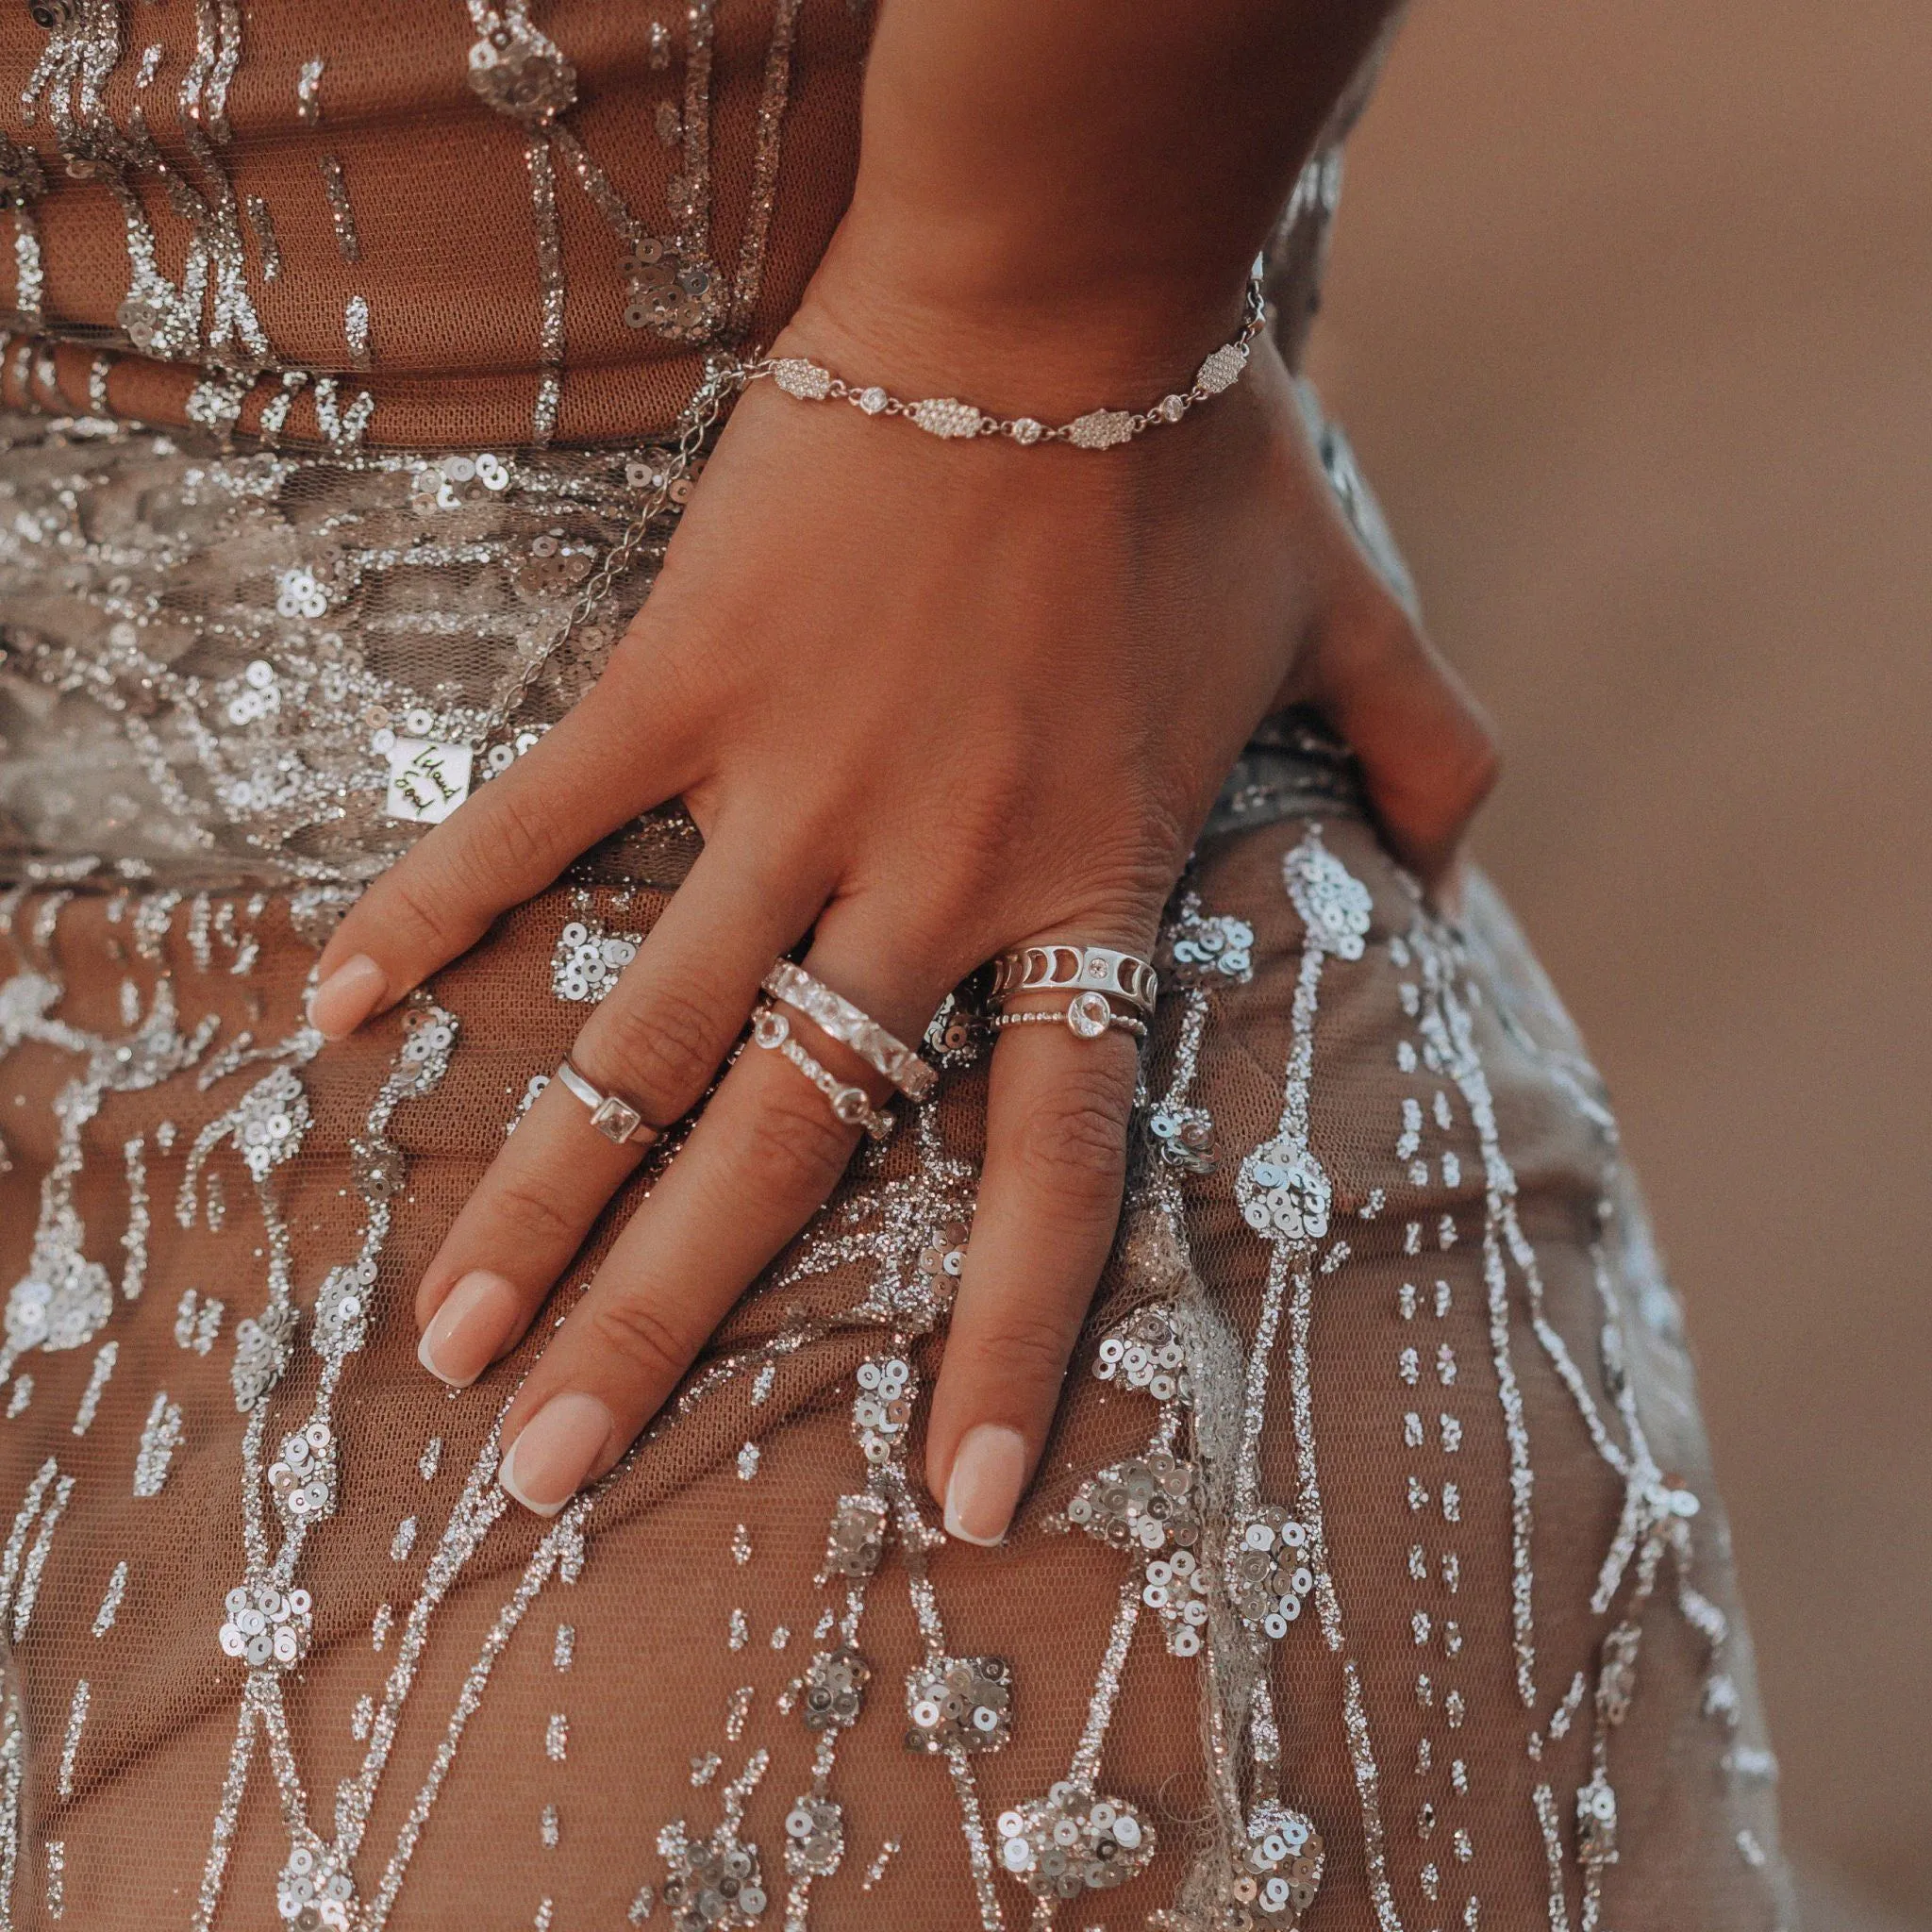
[741,270,1268,453]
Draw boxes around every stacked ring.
[752,1006,895,1141]
[988,995,1147,1041]
[761,960,937,1100]
[983,942,1158,1043]
[987,943,1157,1016]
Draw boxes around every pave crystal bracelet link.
[744,270,1268,453]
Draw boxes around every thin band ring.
[752,1006,895,1141]
[987,943,1158,1016]
[987,993,1148,1041]
[761,959,938,1101]
[555,1057,659,1147]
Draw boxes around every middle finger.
[413,841,826,1387]
[490,924,944,1513]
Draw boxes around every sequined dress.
[0,7,1794,1931]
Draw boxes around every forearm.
[803,0,1401,404]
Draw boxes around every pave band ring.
[555,1057,659,1146]
[752,1006,895,1141]
[761,960,938,1101]
[987,943,1158,1017]
[988,993,1149,1041]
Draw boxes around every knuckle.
[1453,718,1503,811]
[1063,830,1182,930]
[1410,688,1502,842]
[1327,581,1424,680]
[737,1079,858,1200]
[582,981,722,1112]
[901,752,1033,887]
[482,1172,583,1253]
[1127,783,1195,876]
[382,865,466,959]
[437,824,526,921]
[967,1307,1077,1393]
[1009,1064,1133,1204]
[583,1293,698,1392]
[484,783,572,884]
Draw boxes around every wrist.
[781,206,1263,430]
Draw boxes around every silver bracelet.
[752,1006,895,1141]
[744,270,1267,453]
[761,960,937,1101]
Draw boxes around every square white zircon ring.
[555,1057,658,1146]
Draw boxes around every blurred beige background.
[1305,0,1932,1924]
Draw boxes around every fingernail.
[307,954,388,1041]
[417,1270,522,1388]
[943,1424,1028,1547]
[498,1392,614,1517]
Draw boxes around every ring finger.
[925,937,1152,1543]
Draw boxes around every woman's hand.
[308,275,1493,1539]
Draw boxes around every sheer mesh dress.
[0,6,1793,1930]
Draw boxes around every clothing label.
[383,740,472,824]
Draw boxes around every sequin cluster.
[903,1656,1012,1755]
[551,915,641,1004]
[995,1785,1157,1899]
[216,1579,312,1671]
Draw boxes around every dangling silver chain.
[481,351,749,744]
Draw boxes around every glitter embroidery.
[0,748,1789,1926]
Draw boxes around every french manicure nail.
[943,1424,1028,1546]
[498,1392,614,1517]
[417,1270,522,1388]
[307,954,388,1041]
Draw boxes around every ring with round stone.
[554,1056,659,1147]
[987,943,1158,1017]
[987,993,1149,1041]
[752,1005,895,1141]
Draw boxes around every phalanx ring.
[761,960,937,1101]
[987,943,1158,1016]
[989,995,1148,1041]
[752,1006,895,1141]
[555,1057,659,1147]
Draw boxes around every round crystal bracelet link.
[743,268,1268,453]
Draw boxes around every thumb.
[1299,583,1500,887]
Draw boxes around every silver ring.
[752,1006,894,1141]
[761,960,937,1101]
[987,943,1158,1016]
[555,1057,658,1146]
[987,993,1148,1041]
